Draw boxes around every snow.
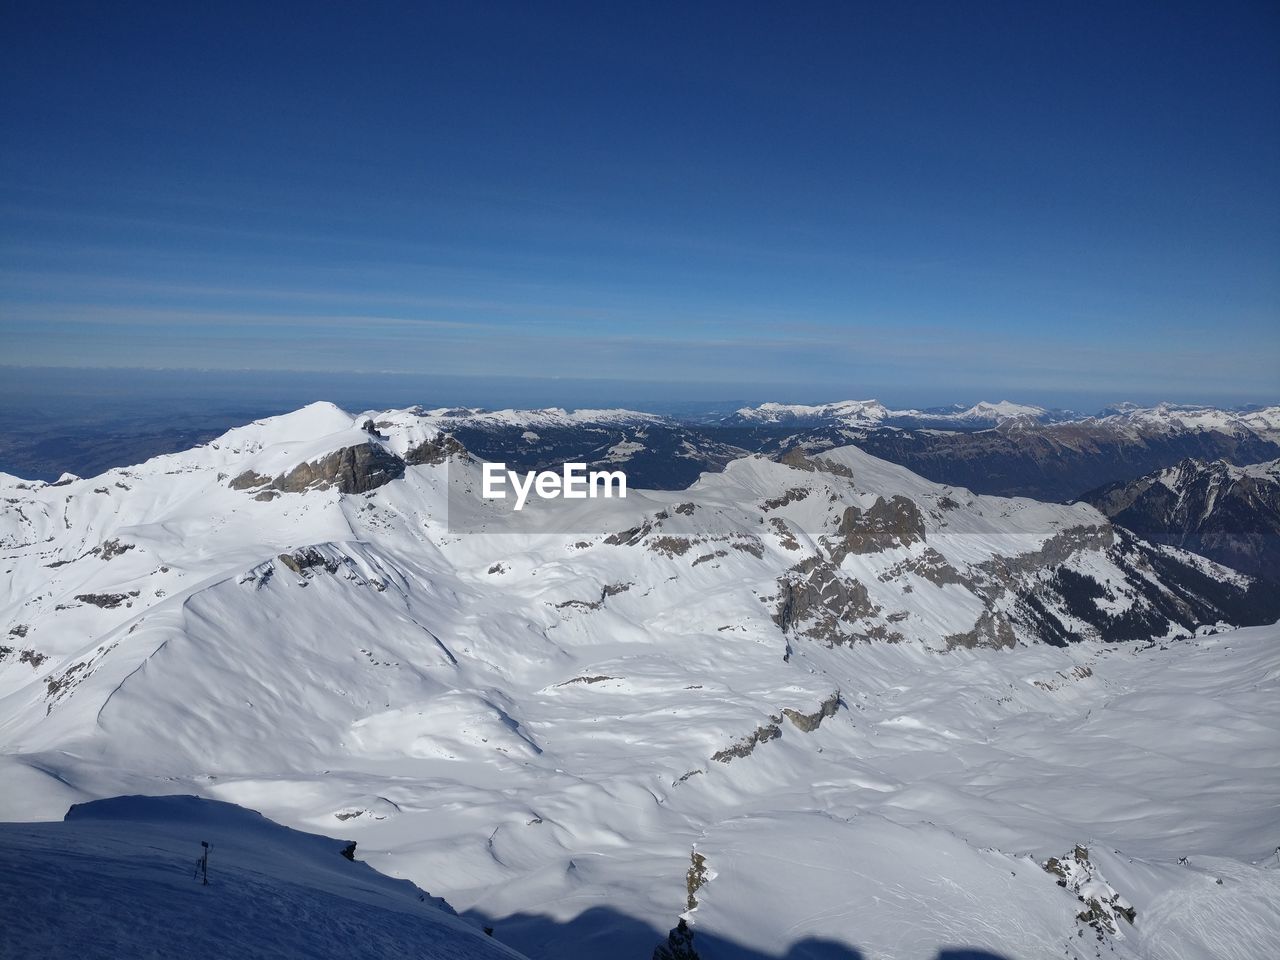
[1092,403,1280,440]
[730,399,1054,427]
[729,398,1280,439]
[1,403,1277,959]
[605,440,647,462]
[1235,458,1280,480]
[956,399,1048,421]
[0,794,527,960]
[731,399,895,425]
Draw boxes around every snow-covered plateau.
[1,402,1277,960]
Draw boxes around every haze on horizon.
[2,1,1278,409]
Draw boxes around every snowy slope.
[0,794,527,960]
[1,403,1278,959]
[667,626,1280,960]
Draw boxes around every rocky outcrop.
[945,609,1017,650]
[760,487,810,511]
[685,850,708,912]
[229,470,271,490]
[826,495,926,562]
[877,547,968,587]
[711,720,782,763]
[0,646,48,668]
[778,446,854,477]
[652,850,709,960]
[1043,845,1136,943]
[274,443,404,494]
[782,691,841,731]
[230,443,405,496]
[552,582,632,613]
[770,556,886,645]
[404,434,469,465]
[277,547,341,576]
[74,592,136,609]
[974,524,1114,590]
[712,693,841,761]
[97,538,134,561]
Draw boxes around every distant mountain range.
[398,399,1280,503]
[4,402,1279,959]
[721,397,1063,428]
[7,399,1279,506]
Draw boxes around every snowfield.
[0,794,528,960]
[1,402,1277,960]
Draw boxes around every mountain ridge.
[3,401,1279,959]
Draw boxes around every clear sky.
[2,0,1278,409]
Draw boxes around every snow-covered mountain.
[1083,458,1280,582]
[10,399,1279,503]
[716,400,1280,501]
[1091,403,1280,441]
[0,794,528,960]
[726,398,1055,429]
[2,402,1278,959]
[727,399,899,427]
[374,405,749,491]
[727,399,1280,438]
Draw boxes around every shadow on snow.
[467,904,1011,960]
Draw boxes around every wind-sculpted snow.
[1,403,1277,959]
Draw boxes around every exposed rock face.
[74,592,134,609]
[877,547,968,587]
[778,447,853,477]
[771,557,886,645]
[782,691,841,732]
[712,692,841,762]
[229,470,270,490]
[1083,457,1280,582]
[97,538,134,561]
[230,443,405,496]
[711,720,782,763]
[827,495,925,561]
[761,487,810,511]
[274,443,405,494]
[972,524,1115,600]
[404,434,469,466]
[685,850,708,912]
[277,548,341,576]
[1043,845,1136,943]
[652,850,709,959]
[945,609,1017,650]
[0,646,48,669]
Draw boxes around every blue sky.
[2,1,1277,408]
